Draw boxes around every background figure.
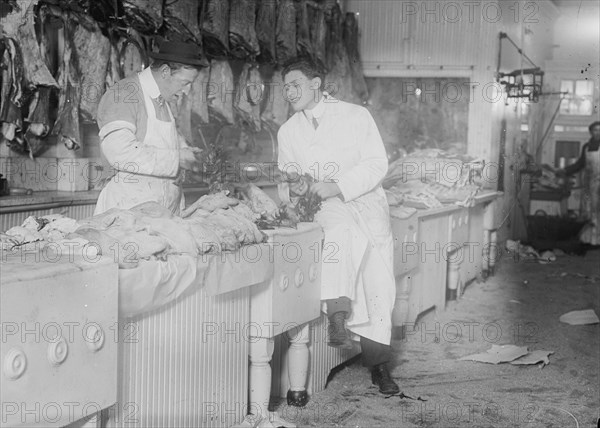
[560,121,600,245]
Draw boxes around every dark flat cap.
[149,40,209,67]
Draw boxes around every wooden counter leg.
[241,338,295,428]
[482,229,491,280]
[249,337,274,420]
[286,323,310,407]
[447,250,461,301]
[489,230,498,276]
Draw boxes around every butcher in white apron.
[562,121,600,245]
[94,40,208,216]
[277,58,399,394]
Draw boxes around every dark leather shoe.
[327,311,353,349]
[371,364,399,395]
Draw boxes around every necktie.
[312,117,319,130]
[154,95,171,122]
[305,111,319,130]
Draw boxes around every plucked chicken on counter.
[0,184,321,269]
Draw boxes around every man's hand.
[180,147,202,172]
[284,171,309,196]
[555,168,567,177]
[310,182,342,200]
[290,177,309,196]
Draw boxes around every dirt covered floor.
[273,249,600,427]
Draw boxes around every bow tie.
[156,95,165,107]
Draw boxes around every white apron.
[278,99,396,345]
[95,87,184,216]
[580,146,600,245]
[316,188,396,345]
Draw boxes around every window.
[559,79,594,115]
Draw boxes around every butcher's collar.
[304,92,327,120]
[139,67,162,100]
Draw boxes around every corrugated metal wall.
[117,287,250,428]
[346,0,494,75]
[344,0,411,69]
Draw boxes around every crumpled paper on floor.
[459,345,554,367]
[559,309,600,325]
[510,350,554,367]
[459,344,529,364]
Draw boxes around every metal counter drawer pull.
[280,274,290,291]
[85,324,105,352]
[4,348,27,380]
[309,264,318,281]
[294,268,304,287]
[47,337,68,366]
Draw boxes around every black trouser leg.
[326,297,351,316]
[360,336,391,368]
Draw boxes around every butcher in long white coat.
[277,58,399,395]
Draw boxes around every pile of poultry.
[383,149,485,209]
[0,184,314,269]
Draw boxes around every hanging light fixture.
[496,32,545,102]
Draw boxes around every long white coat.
[277,96,396,345]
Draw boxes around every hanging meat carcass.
[207,60,235,124]
[169,67,210,145]
[256,0,277,63]
[24,86,52,156]
[1,0,58,89]
[295,0,313,59]
[0,38,24,150]
[73,20,110,122]
[234,63,263,131]
[200,0,229,57]
[105,40,121,87]
[117,30,148,79]
[0,0,20,18]
[261,69,290,127]
[229,0,260,59]
[324,4,357,104]
[309,3,327,65]
[190,68,210,128]
[122,0,163,34]
[343,12,369,103]
[51,17,81,150]
[275,0,297,64]
[163,0,201,43]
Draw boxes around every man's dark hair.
[282,57,327,90]
[589,121,600,132]
[150,60,203,72]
